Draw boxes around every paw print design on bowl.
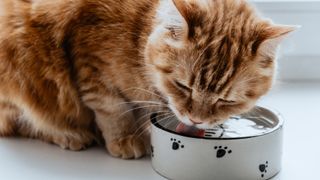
[170,138,184,150]
[214,146,232,158]
[259,161,269,178]
[151,145,154,157]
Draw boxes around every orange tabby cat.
[0,0,295,159]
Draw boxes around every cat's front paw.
[52,130,94,151]
[107,135,147,159]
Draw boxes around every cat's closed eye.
[217,98,237,105]
[174,80,191,92]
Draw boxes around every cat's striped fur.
[0,0,294,159]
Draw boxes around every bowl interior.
[151,106,283,139]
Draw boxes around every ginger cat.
[0,0,295,159]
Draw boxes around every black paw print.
[259,161,269,178]
[214,146,232,158]
[151,145,154,157]
[170,138,184,150]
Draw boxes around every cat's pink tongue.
[176,123,205,137]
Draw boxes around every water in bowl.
[156,107,281,139]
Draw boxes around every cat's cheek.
[152,73,165,92]
[232,101,256,115]
[168,98,192,126]
[147,26,167,47]
[149,72,176,104]
[164,38,185,49]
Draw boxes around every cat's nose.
[189,118,203,125]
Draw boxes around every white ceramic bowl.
[150,106,283,180]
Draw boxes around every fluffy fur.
[0,0,294,159]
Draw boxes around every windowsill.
[252,0,320,11]
[0,82,319,180]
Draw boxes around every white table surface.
[0,81,319,180]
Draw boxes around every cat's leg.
[84,95,148,159]
[18,105,96,151]
[0,102,20,136]
[0,100,95,150]
[0,98,96,151]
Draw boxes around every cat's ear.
[160,0,191,48]
[164,0,203,46]
[170,0,201,39]
[257,25,299,57]
[172,0,191,23]
[168,0,191,40]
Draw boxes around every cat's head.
[145,0,296,129]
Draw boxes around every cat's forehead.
[174,40,250,94]
[185,0,260,44]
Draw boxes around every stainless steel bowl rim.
[151,106,284,140]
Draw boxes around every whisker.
[161,115,177,129]
[133,112,173,136]
[135,125,151,139]
[121,87,167,101]
[117,100,167,107]
[153,114,176,128]
[134,114,176,138]
[117,104,166,118]
[135,115,176,139]
[135,110,173,125]
[236,76,258,85]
